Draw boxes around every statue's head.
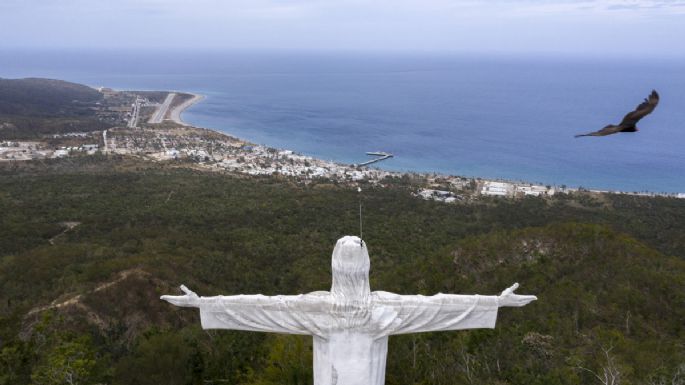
[331,236,370,301]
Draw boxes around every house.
[81,144,99,151]
[481,181,513,197]
[515,184,552,197]
[53,149,69,158]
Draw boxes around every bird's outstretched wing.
[574,90,659,138]
[574,125,622,138]
[619,89,659,127]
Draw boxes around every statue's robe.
[197,291,499,385]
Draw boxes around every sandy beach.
[169,93,204,126]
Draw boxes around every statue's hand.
[498,283,537,307]
[161,285,201,308]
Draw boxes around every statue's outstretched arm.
[161,285,330,337]
[497,283,537,307]
[160,285,200,307]
[372,283,536,336]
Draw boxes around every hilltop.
[0,78,102,116]
[0,78,116,139]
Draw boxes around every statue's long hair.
[330,236,371,328]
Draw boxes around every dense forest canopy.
[0,156,684,385]
[0,78,111,139]
[0,78,103,116]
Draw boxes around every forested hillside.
[1,156,684,385]
[0,78,111,138]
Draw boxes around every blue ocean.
[1,51,683,192]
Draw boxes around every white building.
[53,150,69,158]
[481,181,513,197]
[417,189,460,203]
[515,185,550,197]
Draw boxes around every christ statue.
[162,236,536,385]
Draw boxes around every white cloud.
[0,0,683,55]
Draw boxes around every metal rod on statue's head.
[358,187,363,247]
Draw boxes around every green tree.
[30,336,99,385]
[0,343,30,385]
[247,335,312,385]
[113,331,196,385]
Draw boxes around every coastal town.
[2,88,683,201]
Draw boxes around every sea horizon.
[2,50,684,193]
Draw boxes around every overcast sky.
[2,0,684,57]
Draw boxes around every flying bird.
[575,90,659,138]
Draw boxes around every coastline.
[5,53,685,193]
[164,92,685,201]
[164,91,685,198]
[170,93,205,126]
[3,85,682,198]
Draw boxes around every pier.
[355,152,394,167]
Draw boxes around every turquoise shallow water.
[2,51,684,192]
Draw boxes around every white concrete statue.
[162,236,536,385]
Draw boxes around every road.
[148,93,176,124]
[127,98,142,128]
